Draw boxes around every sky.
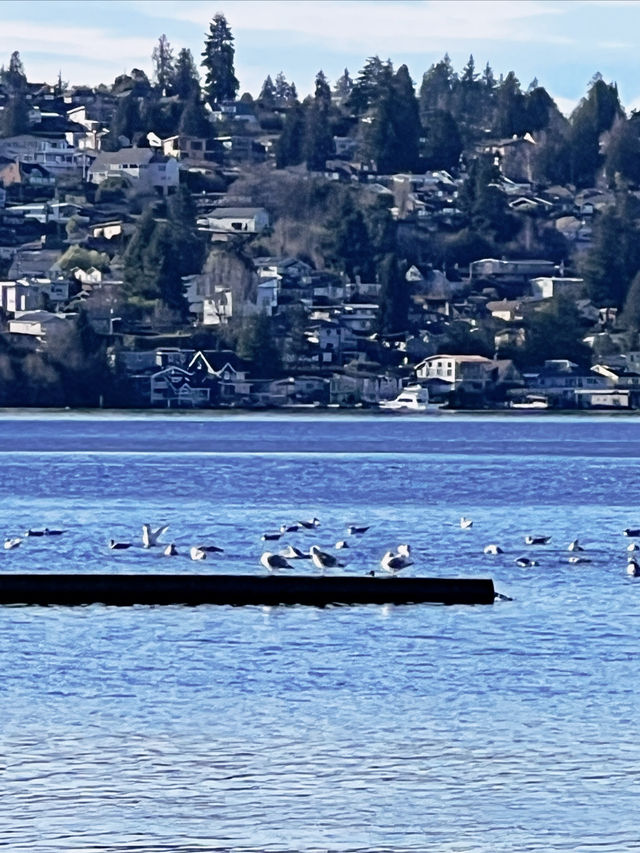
[1,0,640,115]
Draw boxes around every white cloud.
[134,0,568,49]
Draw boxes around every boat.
[511,395,549,410]
[379,385,440,413]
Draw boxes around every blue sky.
[2,0,640,115]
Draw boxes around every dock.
[0,573,496,606]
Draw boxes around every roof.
[207,207,266,219]
[89,148,154,169]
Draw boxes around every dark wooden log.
[0,573,495,606]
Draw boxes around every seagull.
[4,537,21,550]
[525,535,551,545]
[460,517,473,529]
[109,539,132,550]
[335,540,349,549]
[484,544,504,555]
[381,550,413,574]
[298,517,320,529]
[279,544,310,559]
[260,551,292,571]
[142,523,169,548]
[568,539,584,552]
[515,556,538,567]
[624,528,640,537]
[628,542,640,552]
[627,557,640,576]
[189,546,207,561]
[309,545,345,571]
[163,543,178,556]
[261,532,282,542]
[568,556,591,564]
[347,525,370,536]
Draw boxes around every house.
[529,277,584,300]
[197,207,270,234]
[146,365,210,408]
[87,149,179,194]
[0,134,77,174]
[187,350,251,403]
[8,309,71,346]
[574,389,631,409]
[329,370,401,405]
[486,299,524,322]
[414,354,494,391]
[469,258,558,284]
[525,360,612,405]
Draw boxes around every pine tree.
[152,34,175,94]
[178,94,210,136]
[201,13,239,107]
[377,253,409,336]
[419,54,455,120]
[3,51,27,93]
[333,68,353,104]
[349,56,389,115]
[258,75,276,109]
[174,48,200,100]
[304,71,333,171]
[275,102,306,167]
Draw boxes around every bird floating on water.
[335,540,349,549]
[484,544,504,555]
[568,539,584,552]
[163,543,178,556]
[628,542,640,552]
[196,544,224,553]
[623,528,640,537]
[525,535,551,545]
[347,525,370,536]
[261,551,292,571]
[298,517,320,529]
[460,517,473,529]
[281,523,301,534]
[142,523,169,548]
[627,557,640,576]
[4,537,21,550]
[189,546,207,561]
[568,556,591,564]
[309,545,345,571]
[109,539,131,550]
[261,532,282,542]
[515,556,538,567]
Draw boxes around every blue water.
[1,412,640,852]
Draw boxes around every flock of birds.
[460,516,640,577]
[5,515,640,578]
[1,518,414,577]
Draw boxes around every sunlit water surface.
[0,413,639,852]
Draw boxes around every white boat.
[511,395,549,410]
[379,385,440,413]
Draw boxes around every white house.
[415,354,494,389]
[0,134,77,174]
[197,207,270,234]
[529,276,584,300]
[87,149,179,194]
[9,310,71,343]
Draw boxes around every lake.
[0,412,639,852]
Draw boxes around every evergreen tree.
[275,71,296,105]
[2,51,27,93]
[178,93,210,136]
[257,75,276,109]
[622,270,640,331]
[419,54,455,121]
[604,115,640,186]
[519,294,592,367]
[322,191,375,281]
[201,13,239,107]
[275,102,306,167]
[236,314,281,377]
[174,48,200,100]
[0,94,30,137]
[349,56,389,114]
[494,71,528,137]
[569,75,623,187]
[101,93,143,150]
[582,202,640,307]
[333,68,353,104]
[458,155,518,242]
[152,34,175,94]
[377,253,409,336]
[421,109,462,170]
[304,70,333,171]
[391,65,421,171]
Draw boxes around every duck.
[309,545,345,571]
[335,540,349,549]
[261,532,282,542]
[108,539,132,550]
[627,542,640,552]
[195,544,224,553]
[568,539,584,552]
[189,546,207,561]
[515,556,538,567]
[298,517,320,529]
[347,525,370,536]
[484,544,504,555]
[163,543,179,556]
[460,517,473,529]
[280,523,301,534]
[568,556,591,564]
[142,523,169,548]
[24,529,46,537]
[260,551,292,571]
[4,537,21,550]
[623,528,640,537]
[380,550,413,575]
[525,535,551,545]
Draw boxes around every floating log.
[0,573,495,607]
